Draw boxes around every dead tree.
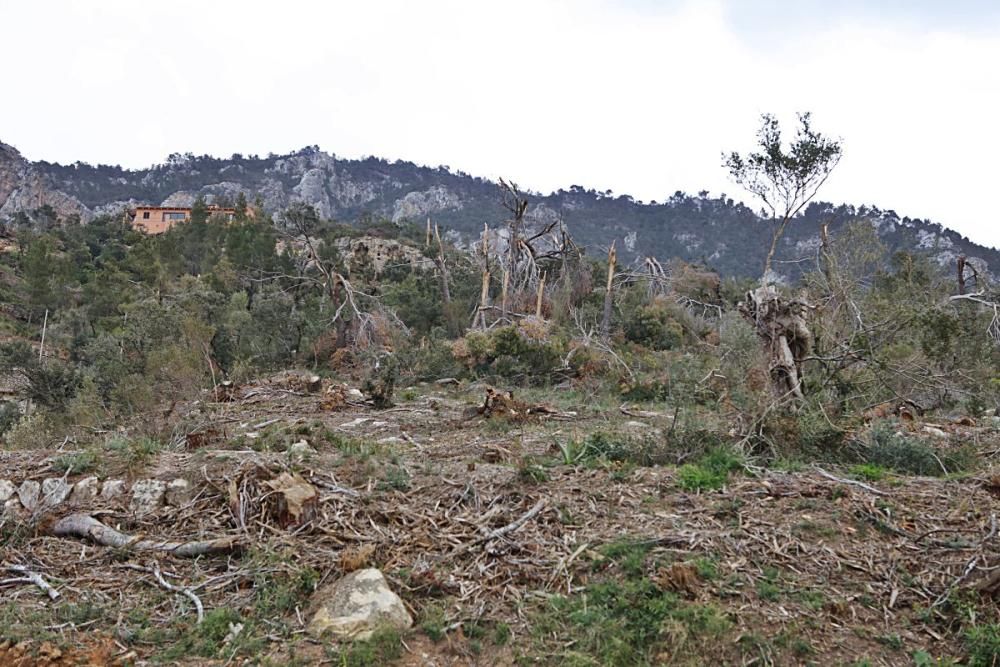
[280,203,408,348]
[471,179,581,329]
[499,178,529,289]
[472,223,491,330]
[432,221,451,305]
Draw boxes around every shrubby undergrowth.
[0,205,996,481]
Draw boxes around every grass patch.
[755,567,782,602]
[159,608,247,660]
[106,435,162,467]
[524,536,730,665]
[528,577,728,666]
[51,449,99,474]
[850,463,887,481]
[517,457,550,485]
[325,627,404,666]
[677,447,743,491]
[966,623,1000,667]
[419,603,447,642]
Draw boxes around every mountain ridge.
[1,140,996,279]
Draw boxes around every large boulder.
[308,568,413,640]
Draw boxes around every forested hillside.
[2,141,997,280]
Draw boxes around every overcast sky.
[2,0,999,248]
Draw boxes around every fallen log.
[51,514,241,557]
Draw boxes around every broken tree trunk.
[474,270,491,330]
[739,285,813,402]
[535,272,546,318]
[51,514,241,557]
[434,223,451,306]
[600,242,617,341]
[501,269,510,319]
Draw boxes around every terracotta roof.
[132,205,237,212]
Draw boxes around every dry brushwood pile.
[3,375,1000,665]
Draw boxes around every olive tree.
[724,113,841,405]
[724,112,842,283]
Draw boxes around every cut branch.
[2,565,60,600]
[52,514,241,557]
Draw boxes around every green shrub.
[106,435,163,466]
[0,401,21,437]
[52,450,98,475]
[865,422,973,476]
[624,303,684,350]
[454,322,565,383]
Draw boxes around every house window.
[142,211,150,219]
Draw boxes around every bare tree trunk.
[535,272,546,318]
[474,270,490,329]
[761,216,790,283]
[600,242,617,341]
[501,270,510,319]
[819,223,834,287]
[434,223,451,305]
[957,255,967,296]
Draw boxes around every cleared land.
[2,374,999,666]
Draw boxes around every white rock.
[69,476,100,504]
[17,480,40,511]
[0,479,15,503]
[3,498,25,519]
[308,568,413,640]
[923,426,949,438]
[288,440,317,460]
[165,479,191,507]
[341,417,371,429]
[130,479,167,516]
[100,479,127,500]
[41,478,72,507]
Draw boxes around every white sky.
[2,0,999,248]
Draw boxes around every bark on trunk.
[739,285,813,403]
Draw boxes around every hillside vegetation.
[2,114,1000,665]
[0,188,999,664]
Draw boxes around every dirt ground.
[2,375,1000,665]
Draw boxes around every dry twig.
[1,565,60,600]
